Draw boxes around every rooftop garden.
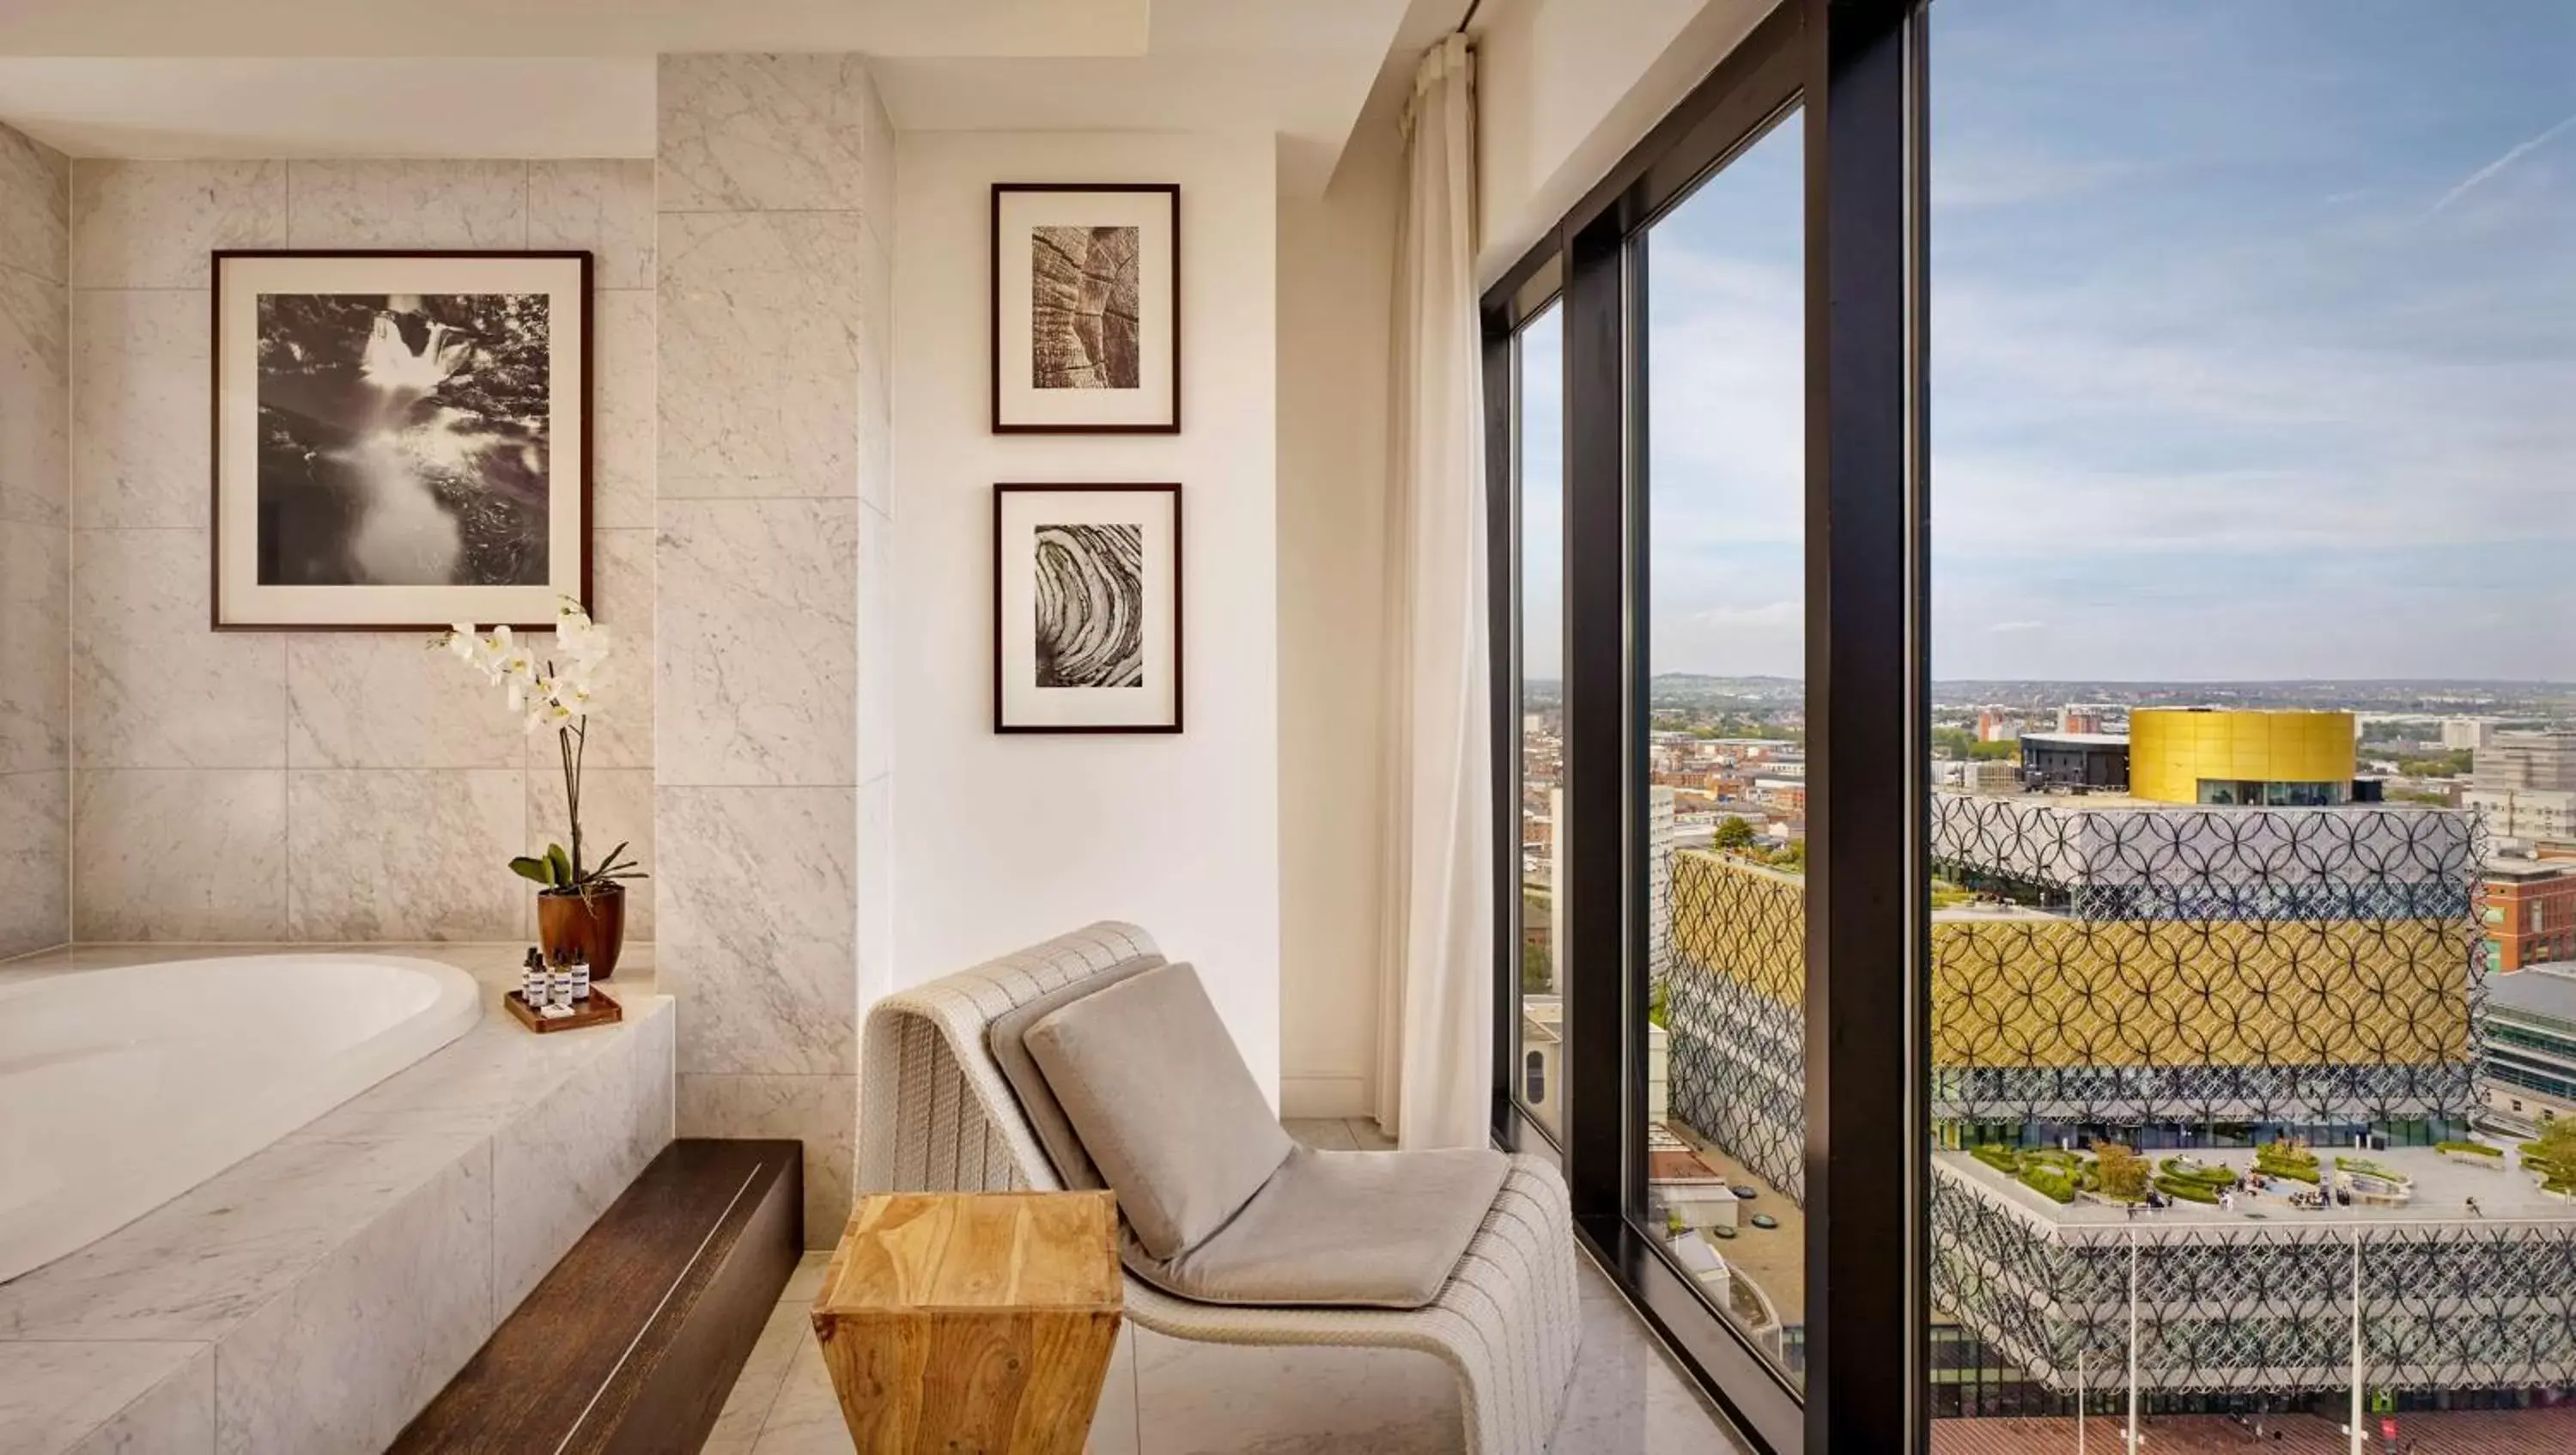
[2523,1120,2576,1197]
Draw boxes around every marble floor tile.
[781,1250,832,1305]
[1281,1117,1360,1151]
[1349,1117,1400,1151]
[0,1340,207,1455]
[1135,1329,1460,1455]
[703,1300,811,1455]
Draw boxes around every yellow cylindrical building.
[2128,708,2355,806]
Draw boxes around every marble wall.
[654,54,893,1247]
[0,122,69,959]
[61,157,658,943]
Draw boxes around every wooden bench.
[390,1139,802,1455]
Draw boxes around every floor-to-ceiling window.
[1640,107,1809,1388]
[1484,3,1923,1449]
[1922,1,2576,1446]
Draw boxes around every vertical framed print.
[990,183,1180,434]
[210,249,591,630]
[993,484,1182,734]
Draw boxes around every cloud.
[2425,110,2576,217]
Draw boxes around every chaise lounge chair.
[855,922,1581,1455]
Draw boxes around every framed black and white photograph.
[990,184,1180,434]
[993,484,1182,733]
[211,250,591,630]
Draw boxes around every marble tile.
[282,1013,629,1145]
[657,54,878,215]
[491,1019,661,1318]
[0,769,68,956]
[781,1250,831,1305]
[71,769,286,941]
[858,82,896,249]
[1133,1328,1460,1455]
[0,1132,483,1342]
[71,528,285,768]
[658,210,867,494]
[0,1340,209,1455]
[629,993,677,1166]
[1090,1320,1140,1455]
[677,1073,855,1249]
[657,500,858,787]
[0,520,68,772]
[0,264,68,526]
[529,158,657,289]
[285,634,525,769]
[1553,1263,1750,1455]
[283,159,527,251]
[1349,1117,1400,1151]
[286,769,526,941]
[657,786,856,1076]
[68,1345,214,1455]
[522,525,653,769]
[744,1320,844,1455]
[590,292,657,527]
[530,764,655,941]
[1283,1117,1361,1151]
[70,161,286,289]
[212,1142,493,1455]
[70,288,209,529]
[854,228,891,518]
[703,1300,810,1455]
[0,121,68,282]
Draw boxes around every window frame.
[1479,3,1931,1451]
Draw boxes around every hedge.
[2159,1157,2237,1189]
[2436,1140,2502,1158]
[2154,1175,2222,1205]
[2020,1166,2078,1203]
[1972,1144,2020,1176]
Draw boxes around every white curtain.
[1375,33,1492,1151]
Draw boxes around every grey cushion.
[1025,962,1294,1261]
[1125,1145,1510,1309]
[986,955,1163,1190]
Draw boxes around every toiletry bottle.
[522,948,548,1008]
[570,952,592,1003]
[549,953,574,1008]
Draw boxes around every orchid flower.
[431,606,639,897]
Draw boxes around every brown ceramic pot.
[538,884,627,981]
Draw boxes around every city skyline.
[1519,0,2576,685]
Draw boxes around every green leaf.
[507,855,555,886]
[544,843,573,886]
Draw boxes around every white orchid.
[430,604,640,898]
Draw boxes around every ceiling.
[0,0,1437,193]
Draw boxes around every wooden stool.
[812,1190,1123,1455]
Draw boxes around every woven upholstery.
[857,922,1582,1455]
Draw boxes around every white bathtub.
[0,954,482,1285]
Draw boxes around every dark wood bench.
[391,1139,803,1455]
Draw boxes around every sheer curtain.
[1374,33,1492,1150]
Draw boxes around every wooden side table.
[812,1190,1123,1455]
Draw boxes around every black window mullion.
[1800,1,1929,1452]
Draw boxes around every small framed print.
[993,484,1182,734]
[990,183,1180,434]
[210,249,591,630]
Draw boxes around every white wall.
[890,130,1285,1098]
[1473,0,1767,283]
[1275,121,1400,1117]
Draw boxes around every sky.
[1519,0,2576,684]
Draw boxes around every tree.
[1712,816,1756,851]
[2094,1142,2149,1202]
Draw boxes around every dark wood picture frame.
[992,483,1183,734]
[989,184,1182,435]
[209,248,594,632]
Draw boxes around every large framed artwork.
[990,184,1180,434]
[993,484,1182,734]
[210,249,591,630]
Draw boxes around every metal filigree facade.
[1930,1164,2576,1397]
[1662,794,2486,1213]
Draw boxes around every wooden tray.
[506,985,623,1033]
